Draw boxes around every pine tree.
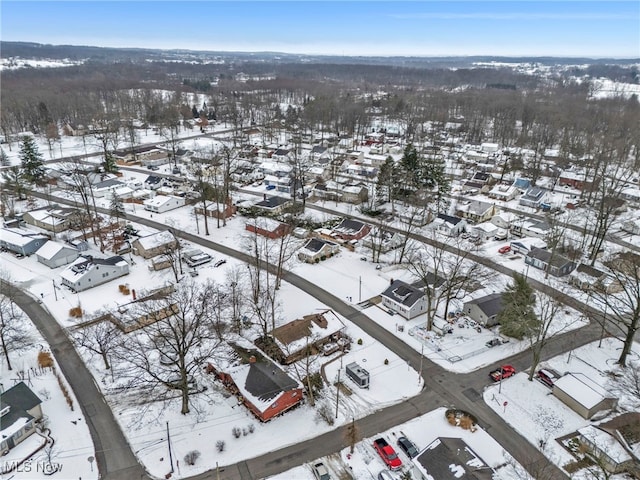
[102,152,119,174]
[376,156,398,205]
[109,193,126,223]
[496,273,538,340]
[19,136,45,185]
[192,105,199,119]
[0,147,9,167]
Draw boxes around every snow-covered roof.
[135,230,176,250]
[35,241,77,260]
[143,195,182,208]
[0,228,48,247]
[578,425,632,464]
[271,310,345,357]
[554,373,612,409]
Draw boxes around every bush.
[232,426,241,438]
[216,440,225,453]
[315,401,335,426]
[38,351,54,369]
[69,307,83,318]
[183,450,200,466]
[384,358,389,365]
[247,424,255,434]
[320,255,326,261]
[314,258,319,263]
[357,338,363,345]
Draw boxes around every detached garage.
[553,373,618,419]
[35,241,79,269]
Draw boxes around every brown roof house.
[265,310,347,364]
[245,217,291,240]
[207,341,303,422]
[577,413,640,476]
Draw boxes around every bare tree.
[74,317,120,370]
[115,279,224,414]
[608,359,640,411]
[0,290,32,371]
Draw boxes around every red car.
[490,365,516,382]
[498,245,511,254]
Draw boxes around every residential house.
[298,238,340,263]
[472,222,500,242]
[194,202,237,220]
[511,220,550,239]
[253,196,292,215]
[464,171,493,193]
[514,178,531,192]
[569,263,620,294]
[456,200,496,224]
[331,219,371,241]
[0,228,49,256]
[488,182,519,201]
[132,230,178,259]
[381,280,427,319]
[91,178,126,198]
[491,211,519,230]
[207,342,303,422]
[621,218,640,236]
[413,437,493,480]
[432,214,467,237]
[245,218,291,239]
[35,241,79,269]
[577,413,640,476]
[519,186,548,208]
[558,169,598,191]
[266,310,346,364]
[525,247,576,277]
[143,195,185,214]
[463,293,504,327]
[144,175,164,190]
[341,184,369,204]
[362,227,404,253]
[22,205,84,233]
[60,255,129,292]
[510,238,547,255]
[553,373,618,419]
[0,382,43,454]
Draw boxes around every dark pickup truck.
[373,438,402,470]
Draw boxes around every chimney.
[249,355,256,363]
[263,193,267,201]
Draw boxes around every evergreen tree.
[102,152,119,174]
[109,193,126,223]
[496,273,538,340]
[400,143,420,189]
[192,105,199,119]
[376,156,398,205]
[19,136,45,185]
[0,147,9,167]
[421,154,451,213]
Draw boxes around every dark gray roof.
[416,437,492,480]
[437,213,464,226]
[312,146,327,154]
[0,382,42,431]
[576,263,605,278]
[244,362,298,401]
[94,178,124,189]
[303,238,334,253]
[523,186,547,200]
[273,148,290,156]
[382,280,424,307]
[333,218,367,235]
[467,293,504,318]
[145,175,163,184]
[255,196,290,209]
[472,171,490,182]
[527,247,573,269]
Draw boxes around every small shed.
[345,362,370,389]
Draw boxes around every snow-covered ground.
[0,303,98,480]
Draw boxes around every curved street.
[8,192,612,480]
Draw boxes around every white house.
[143,195,186,214]
[381,280,426,319]
[432,214,467,237]
[60,255,129,292]
[35,241,79,269]
[472,222,499,242]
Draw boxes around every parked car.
[536,369,559,388]
[360,256,367,261]
[214,259,227,268]
[485,338,502,348]
[378,470,395,480]
[373,438,402,470]
[312,462,330,480]
[489,365,516,382]
[498,245,511,254]
[397,436,419,458]
[265,185,276,190]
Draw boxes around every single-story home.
[432,214,467,237]
[0,228,49,256]
[298,238,340,263]
[35,241,79,269]
[455,200,496,225]
[22,205,84,233]
[143,195,185,214]
[144,175,164,190]
[488,182,519,202]
[568,263,620,294]
[463,293,504,327]
[525,247,576,277]
[0,382,43,453]
[267,310,346,364]
[245,217,291,239]
[413,437,493,480]
[194,202,237,220]
[330,218,371,241]
[519,186,547,208]
[472,222,500,242]
[254,196,292,215]
[381,280,427,319]
[362,228,404,253]
[552,373,618,419]
[207,343,303,422]
[132,231,178,259]
[577,413,640,476]
[60,255,130,292]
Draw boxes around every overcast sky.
[2,1,639,57]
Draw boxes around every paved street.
[9,191,612,480]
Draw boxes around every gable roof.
[35,241,78,260]
[255,196,290,209]
[467,293,504,318]
[332,218,368,236]
[0,382,42,435]
[437,213,464,226]
[527,247,574,268]
[382,280,424,307]
[554,372,614,409]
[301,238,336,254]
[415,437,492,480]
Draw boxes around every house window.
[15,429,23,439]
[271,401,278,409]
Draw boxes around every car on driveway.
[498,245,511,254]
[397,436,419,458]
[265,184,276,190]
[214,259,227,267]
[490,364,516,382]
[311,462,330,480]
[536,369,559,388]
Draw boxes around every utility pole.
[52,279,58,301]
[166,421,174,473]
[359,276,362,302]
[418,344,424,384]
[335,368,341,419]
